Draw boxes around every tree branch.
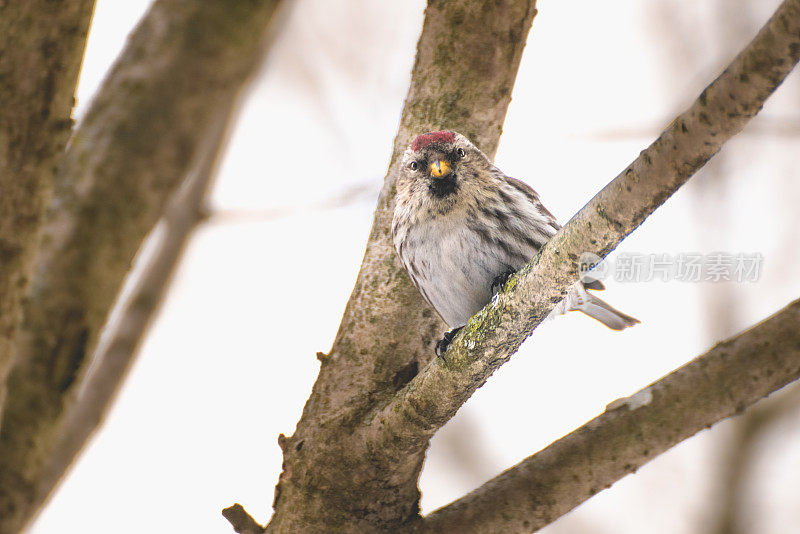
[260,1,539,531]
[0,1,285,531]
[365,0,800,471]
[0,0,95,411]
[223,504,267,534]
[421,298,800,533]
[251,0,800,530]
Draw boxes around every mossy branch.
[421,298,800,533]
[366,0,800,466]
[245,0,800,531]
[253,1,540,531]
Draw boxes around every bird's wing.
[502,174,610,292]
[500,174,561,231]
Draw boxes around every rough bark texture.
[263,1,538,532]
[0,0,95,410]
[243,0,800,531]
[0,1,283,532]
[364,0,800,474]
[421,298,800,533]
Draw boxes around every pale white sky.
[30,1,800,532]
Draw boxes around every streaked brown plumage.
[391,130,638,355]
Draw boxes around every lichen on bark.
[368,0,800,462]
[263,1,538,531]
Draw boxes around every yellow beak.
[429,159,451,178]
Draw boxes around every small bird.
[391,130,639,356]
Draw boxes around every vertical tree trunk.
[265,1,538,531]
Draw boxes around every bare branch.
[0,0,95,409]
[0,1,285,531]
[422,298,800,533]
[365,0,800,472]
[259,1,540,531]
[251,0,800,530]
[223,504,267,534]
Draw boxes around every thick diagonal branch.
[0,1,284,532]
[421,298,800,533]
[366,0,800,464]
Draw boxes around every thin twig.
[0,2,287,531]
[222,504,266,534]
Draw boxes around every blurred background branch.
[0,0,95,418]
[35,100,233,527]
[711,381,800,534]
[0,1,286,532]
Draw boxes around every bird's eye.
[409,161,419,171]
[457,148,466,158]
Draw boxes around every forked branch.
[365,0,800,466]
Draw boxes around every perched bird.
[391,130,639,356]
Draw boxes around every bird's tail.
[575,291,640,330]
[549,282,639,330]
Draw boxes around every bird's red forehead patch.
[411,130,455,152]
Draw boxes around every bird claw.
[435,327,463,361]
[491,269,516,294]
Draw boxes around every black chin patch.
[429,175,458,198]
